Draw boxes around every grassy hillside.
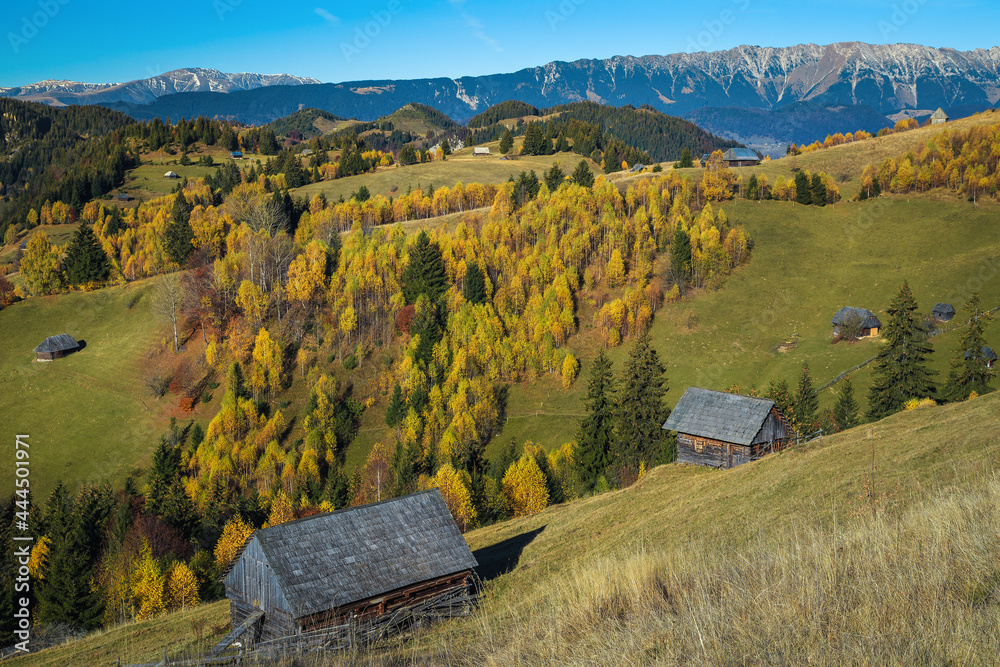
[291,143,590,202]
[16,391,1000,664]
[0,275,220,499]
[381,103,458,136]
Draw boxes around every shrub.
[343,354,358,371]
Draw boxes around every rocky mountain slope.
[0,68,320,106]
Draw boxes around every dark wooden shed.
[965,346,997,369]
[832,306,882,338]
[220,489,478,644]
[34,334,80,361]
[722,148,761,167]
[932,303,956,321]
[663,387,792,469]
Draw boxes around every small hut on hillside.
[932,303,956,322]
[965,346,997,369]
[473,147,490,156]
[34,334,80,361]
[164,170,180,179]
[832,306,882,338]
[663,387,792,469]
[220,489,478,644]
[930,108,950,125]
[722,148,761,167]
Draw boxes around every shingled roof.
[723,148,760,162]
[932,302,956,319]
[662,387,776,446]
[832,306,881,329]
[33,334,79,354]
[226,489,477,619]
[930,108,949,121]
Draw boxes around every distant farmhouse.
[230,151,244,159]
[932,302,956,322]
[34,334,79,361]
[722,148,761,167]
[473,147,490,156]
[164,170,180,179]
[832,306,882,338]
[221,489,478,645]
[966,346,997,369]
[663,387,792,469]
[930,108,950,125]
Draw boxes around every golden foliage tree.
[561,353,580,388]
[430,464,477,531]
[214,516,255,568]
[165,561,200,611]
[266,489,295,527]
[502,453,550,517]
[132,543,165,621]
[20,232,63,295]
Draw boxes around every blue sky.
[1,0,997,87]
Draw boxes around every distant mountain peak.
[0,68,321,106]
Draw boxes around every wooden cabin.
[932,302,956,322]
[966,346,997,369]
[220,489,478,644]
[832,306,882,338]
[231,151,244,159]
[473,147,490,156]
[34,334,79,361]
[722,148,761,167]
[930,108,949,125]
[663,387,792,469]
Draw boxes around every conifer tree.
[62,221,111,286]
[544,163,565,192]
[669,227,691,294]
[498,128,513,154]
[575,351,616,491]
[943,292,995,401]
[766,379,795,427]
[833,376,859,431]
[868,281,936,421]
[463,261,487,305]
[402,231,448,304]
[747,173,759,200]
[615,333,672,470]
[385,383,405,427]
[145,436,181,517]
[37,495,105,630]
[571,160,594,187]
[811,173,827,206]
[793,363,818,432]
[164,189,194,265]
[440,137,451,156]
[794,171,812,205]
[678,147,694,168]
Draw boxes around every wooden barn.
[34,334,80,361]
[930,107,950,125]
[663,387,792,469]
[832,306,882,338]
[473,147,490,156]
[220,489,478,644]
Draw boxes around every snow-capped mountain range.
[0,68,320,106]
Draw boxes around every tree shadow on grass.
[473,525,545,584]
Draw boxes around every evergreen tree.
[747,173,759,200]
[794,171,812,205]
[678,147,694,168]
[575,351,616,491]
[62,221,111,286]
[943,292,995,401]
[440,137,451,156]
[833,376,859,431]
[385,383,405,427]
[401,231,448,304]
[463,261,487,305]
[498,128,513,154]
[811,173,827,206]
[793,363,819,432]
[669,227,691,294]
[556,133,570,153]
[766,379,795,428]
[571,160,594,187]
[145,437,181,517]
[868,281,936,421]
[615,333,673,471]
[521,123,545,155]
[544,163,565,192]
[164,189,194,265]
[37,496,105,630]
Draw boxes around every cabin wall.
[228,592,295,642]
[225,537,294,641]
[752,408,791,446]
[678,435,749,468]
